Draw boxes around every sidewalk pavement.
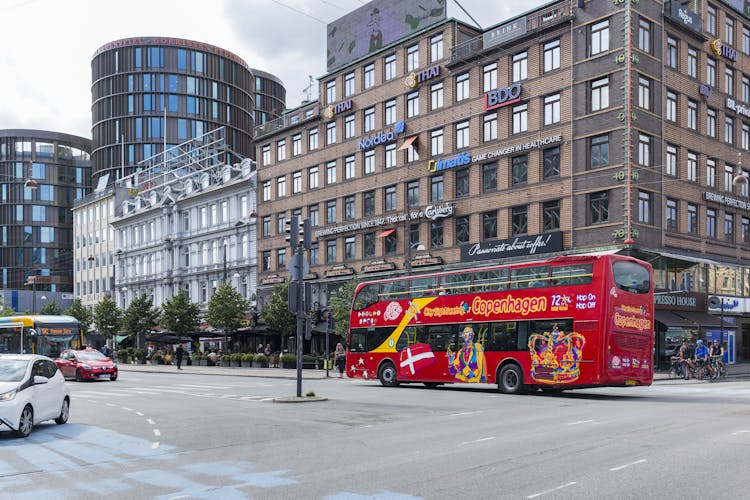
[118,362,333,379]
[117,361,750,382]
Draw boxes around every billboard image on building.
[326,0,446,72]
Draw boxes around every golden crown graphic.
[527,329,586,384]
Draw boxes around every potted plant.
[231,352,243,367]
[242,353,255,366]
[302,354,317,369]
[252,353,269,368]
[151,353,163,365]
[135,349,148,364]
[280,353,296,368]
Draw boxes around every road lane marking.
[135,411,144,416]
[460,437,495,446]
[568,419,595,426]
[527,481,577,498]
[731,430,750,435]
[449,411,482,417]
[147,419,156,425]
[151,442,160,449]
[153,429,161,437]
[610,459,646,471]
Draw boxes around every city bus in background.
[347,254,653,393]
[0,315,81,358]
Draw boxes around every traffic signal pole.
[286,216,311,398]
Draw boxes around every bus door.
[397,324,457,382]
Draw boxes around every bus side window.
[396,326,418,351]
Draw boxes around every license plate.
[98,374,111,380]
[625,379,636,386]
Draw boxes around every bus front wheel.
[498,364,524,394]
[378,362,399,387]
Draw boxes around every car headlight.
[0,388,18,401]
[81,364,93,370]
[112,363,117,368]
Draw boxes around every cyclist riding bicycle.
[711,339,726,376]
[694,339,713,378]
[676,341,692,380]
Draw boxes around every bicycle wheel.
[668,365,679,379]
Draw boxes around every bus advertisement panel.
[0,315,81,358]
[347,254,653,393]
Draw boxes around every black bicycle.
[668,356,685,379]
[709,355,727,380]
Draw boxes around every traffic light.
[326,310,333,329]
[285,215,300,248]
[314,308,322,325]
[301,218,311,249]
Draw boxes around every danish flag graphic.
[399,343,436,375]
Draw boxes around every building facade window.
[326,161,336,185]
[511,206,528,235]
[590,191,609,224]
[543,200,560,231]
[407,91,419,118]
[638,76,651,110]
[725,213,735,242]
[543,146,560,179]
[706,208,717,238]
[707,159,716,188]
[590,19,610,56]
[707,58,716,87]
[637,190,652,224]
[512,52,527,82]
[707,108,717,138]
[482,162,497,192]
[363,63,375,89]
[666,144,677,176]
[482,211,497,239]
[345,155,356,179]
[293,171,302,194]
[430,128,444,156]
[687,203,698,234]
[363,107,375,133]
[407,180,419,207]
[363,190,375,217]
[384,185,396,211]
[344,195,355,221]
[325,80,336,104]
[512,154,528,185]
[364,150,375,175]
[455,168,469,198]
[638,134,651,166]
[483,113,497,142]
[687,47,697,78]
[385,143,396,169]
[326,121,336,144]
[406,44,419,72]
[544,93,560,125]
[326,199,336,224]
[344,114,355,139]
[309,166,319,189]
[455,215,470,244]
[484,63,498,92]
[725,117,735,144]
[430,82,444,110]
[687,152,697,182]
[456,72,469,101]
[512,104,527,134]
[687,99,697,130]
[344,72,355,97]
[384,99,396,125]
[431,175,444,201]
[456,120,470,149]
[638,18,651,53]
[308,128,318,150]
[590,134,609,169]
[591,77,609,111]
[667,36,678,69]
[430,33,443,62]
[544,39,560,72]
[384,54,396,81]
[666,198,678,230]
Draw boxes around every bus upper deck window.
[613,261,650,294]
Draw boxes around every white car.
[0,354,70,438]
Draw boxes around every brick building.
[255,0,750,365]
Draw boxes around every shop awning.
[674,311,725,328]
[397,135,418,151]
[378,228,395,238]
[655,310,695,327]
[115,334,129,343]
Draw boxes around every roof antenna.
[303,75,315,102]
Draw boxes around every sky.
[0,0,548,139]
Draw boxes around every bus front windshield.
[613,261,651,294]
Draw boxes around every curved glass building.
[0,129,91,303]
[91,36,285,185]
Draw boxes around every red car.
[55,349,118,382]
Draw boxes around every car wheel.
[110,374,118,381]
[14,405,34,438]
[75,369,83,382]
[55,398,70,425]
[378,361,399,387]
[498,364,524,394]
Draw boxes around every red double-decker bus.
[346,253,653,393]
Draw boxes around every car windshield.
[0,359,29,382]
[77,351,107,361]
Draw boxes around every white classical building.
[111,129,258,311]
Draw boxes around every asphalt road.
[1,373,748,499]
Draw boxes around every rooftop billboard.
[326,0,446,72]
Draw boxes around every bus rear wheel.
[498,364,524,394]
[378,361,399,387]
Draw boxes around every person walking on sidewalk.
[175,344,184,370]
[334,342,346,378]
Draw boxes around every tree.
[0,297,15,316]
[328,278,358,338]
[259,281,296,338]
[161,289,201,339]
[93,295,123,342]
[39,301,62,315]
[123,294,161,346]
[65,298,93,340]
[205,283,248,343]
